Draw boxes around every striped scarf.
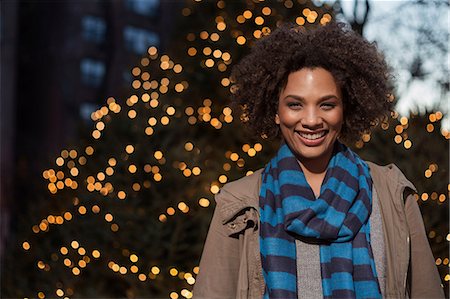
[259,142,381,298]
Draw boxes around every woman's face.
[276,67,344,168]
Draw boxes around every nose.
[300,107,323,129]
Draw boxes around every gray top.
[295,187,386,298]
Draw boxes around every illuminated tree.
[355,110,449,295]
[2,1,334,298]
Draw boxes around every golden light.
[78,206,87,215]
[421,193,429,201]
[111,223,119,232]
[132,183,141,191]
[253,30,262,39]
[255,16,264,25]
[183,168,192,177]
[394,135,402,144]
[128,110,137,119]
[161,116,170,125]
[199,31,209,40]
[105,214,113,222]
[63,258,72,267]
[248,148,257,157]
[262,7,271,15]
[56,157,64,166]
[151,266,160,275]
[128,164,137,173]
[116,190,126,199]
[210,184,220,194]
[185,107,194,116]
[166,106,176,115]
[22,241,31,250]
[425,169,432,178]
[130,254,138,263]
[189,166,200,176]
[69,150,78,159]
[78,260,87,268]
[403,140,412,149]
[296,17,305,26]
[150,99,159,109]
[92,130,101,139]
[158,214,167,222]
[154,173,162,181]
[170,292,179,299]
[78,247,86,255]
[400,116,408,125]
[154,151,163,160]
[119,266,127,274]
[170,268,179,276]
[38,292,45,299]
[254,143,263,151]
[243,10,252,19]
[230,153,239,161]
[205,59,215,67]
[145,127,154,136]
[236,36,246,45]
[175,83,184,92]
[224,115,233,123]
[199,198,210,208]
[187,277,196,285]
[222,52,231,61]
[167,207,176,216]
[218,175,227,183]
[178,202,187,211]
[64,212,72,221]
[138,274,147,281]
[221,78,230,86]
[56,289,64,297]
[427,124,434,132]
[188,47,197,56]
[70,240,79,249]
[217,22,226,31]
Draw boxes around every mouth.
[298,131,327,140]
[296,130,328,146]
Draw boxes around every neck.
[296,149,334,198]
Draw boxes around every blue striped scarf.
[259,142,381,298]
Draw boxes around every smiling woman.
[193,23,444,299]
[276,68,344,196]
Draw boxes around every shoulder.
[366,161,416,199]
[366,161,416,190]
[215,168,264,223]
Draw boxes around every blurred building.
[0,0,181,259]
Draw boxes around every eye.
[287,102,302,109]
[321,102,336,110]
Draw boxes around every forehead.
[281,67,342,97]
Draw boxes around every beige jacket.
[194,163,444,299]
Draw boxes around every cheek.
[277,110,298,128]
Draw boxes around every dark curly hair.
[230,22,394,143]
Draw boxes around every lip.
[295,130,328,146]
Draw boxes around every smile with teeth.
[298,131,327,140]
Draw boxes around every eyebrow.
[282,94,341,102]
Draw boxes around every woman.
[193,23,444,299]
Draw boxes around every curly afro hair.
[230,22,394,143]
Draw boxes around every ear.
[275,114,280,125]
